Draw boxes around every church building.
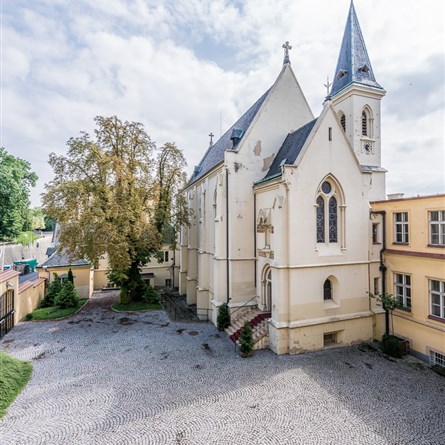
[179,2,387,354]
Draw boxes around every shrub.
[25,313,33,321]
[239,322,254,356]
[217,302,231,331]
[381,334,402,359]
[40,273,62,308]
[55,281,79,309]
[142,285,160,305]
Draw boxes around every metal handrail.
[230,295,258,319]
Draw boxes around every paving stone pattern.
[1,291,444,444]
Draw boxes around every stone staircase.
[225,308,271,350]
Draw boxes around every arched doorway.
[262,266,272,311]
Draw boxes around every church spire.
[330,1,383,97]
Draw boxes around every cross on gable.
[209,132,214,146]
[282,41,292,65]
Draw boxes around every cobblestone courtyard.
[1,292,444,445]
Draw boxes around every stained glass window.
[316,196,325,242]
[329,196,337,242]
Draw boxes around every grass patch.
[26,299,87,320]
[112,301,162,312]
[0,352,32,418]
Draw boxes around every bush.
[55,281,79,309]
[142,284,160,305]
[217,302,231,331]
[25,313,33,321]
[40,273,62,308]
[239,322,254,356]
[381,334,402,359]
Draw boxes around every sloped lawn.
[26,299,88,320]
[0,352,32,418]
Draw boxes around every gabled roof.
[262,118,318,180]
[188,89,270,184]
[38,250,90,268]
[330,1,383,97]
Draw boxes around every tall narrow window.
[429,211,445,245]
[394,273,411,310]
[316,196,325,242]
[340,113,346,132]
[324,279,333,300]
[430,280,445,319]
[329,196,337,242]
[361,111,368,136]
[394,212,409,243]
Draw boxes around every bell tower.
[330,1,386,199]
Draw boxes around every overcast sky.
[2,0,444,206]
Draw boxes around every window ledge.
[324,300,340,309]
[393,242,409,246]
[395,307,412,314]
[372,242,381,245]
[428,315,445,324]
[428,244,445,248]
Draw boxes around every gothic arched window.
[324,279,333,300]
[315,178,343,245]
[329,196,337,242]
[316,196,325,242]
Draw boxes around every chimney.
[387,193,404,200]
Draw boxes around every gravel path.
[1,291,444,444]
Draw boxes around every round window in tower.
[321,181,331,194]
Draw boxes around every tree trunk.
[119,261,144,304]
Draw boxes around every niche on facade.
[257,209,274,254]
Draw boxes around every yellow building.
[93,244,179,290]
[36,251,94,299]
[371,194,445,367]
[0,269,46,338]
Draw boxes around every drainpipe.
[226,168,230,304]
[253,190,257,289]
[371,210,388,335]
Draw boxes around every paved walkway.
[1,291,444,444]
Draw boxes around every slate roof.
[38,250,90,268]
[188,89,270,184]
[330,1,383,97]
[262,118,318,180]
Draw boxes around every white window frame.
[430,279,445,319]
[430,350,445,368]
[394,212,409,244]
[429,210,445,246]
[394,273,411,310]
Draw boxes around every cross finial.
[209,132,214,147]
[323,76,332,96]
[282,41,292,65]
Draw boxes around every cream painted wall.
[17,279,45,321]
[37,266,93,299]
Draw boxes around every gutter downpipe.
[226,168,230,304]
[371,210,388,335]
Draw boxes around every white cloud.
[2,0,444,206]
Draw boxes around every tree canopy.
[0,148,38,240]
[43,116,188,303]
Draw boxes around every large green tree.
[43,116,188,303]
[0,148,38,240]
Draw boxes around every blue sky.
[2,0,444,206]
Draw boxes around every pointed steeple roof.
[330,1,383,97]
